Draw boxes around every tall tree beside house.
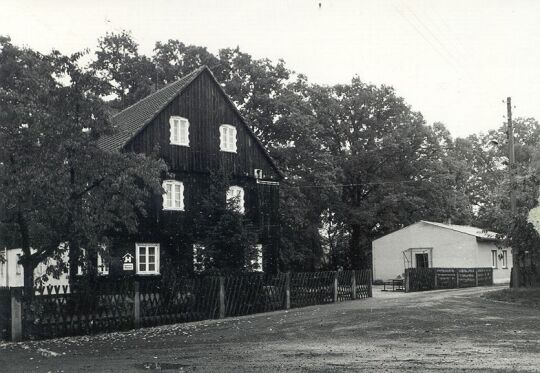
[86,31,479,270]
[91,30,157,110]
[460,118,540,232]
[153,39,221,85]
[0,37,166,292]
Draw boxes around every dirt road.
[1,285,539,372]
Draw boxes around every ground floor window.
[136,243,160,275]
[491,249,498,269]
[248,244,263,272]
[97,245,109,275]
[193,244,209,273]
[16,253,22,275]
[502,250,508,268]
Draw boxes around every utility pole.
[507,97,516,213]
[507,97,519,287]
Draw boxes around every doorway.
[415,253,429,268]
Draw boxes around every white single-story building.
[0,248,69,288]
[372,221,512,284]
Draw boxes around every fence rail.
[405,267,493,292]
[3,269,372,341]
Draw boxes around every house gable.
[99,66,282,181]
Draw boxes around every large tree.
[0,37,166,292]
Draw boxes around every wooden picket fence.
[405,267,493,292]
[5,269,372,341]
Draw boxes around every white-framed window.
[491,249,498,269]
[76,248,87,276]
[16,253,22,275]
[219,124,237,152]
[169,116,190,146]
[97,245,109,276]
[136,243,160,275]
[193,244,209,273]
[502,250,508,269]
[226,185,245,214]
[163,180,184,211]
[249,244,263,272]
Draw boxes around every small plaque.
[122,253,134,271]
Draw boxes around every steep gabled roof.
[96,66,283,178]
[421,221,499,241]
[97,67,203,152]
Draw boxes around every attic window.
[220,124,237,152]
[170,116,189,146]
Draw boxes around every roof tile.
[97,67,204,152]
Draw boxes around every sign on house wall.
[122,253,134,271]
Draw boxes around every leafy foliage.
[190,171,260,273]
[5,29,540,278]
[0,36,166,290]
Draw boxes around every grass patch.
[484,288,540,308]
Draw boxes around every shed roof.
[420,221,500,241]
[372,220,501,243]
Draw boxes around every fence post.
[219,276,226,319]
[368,270,373,297]
[405,269,410,293]
[455,268,460,288]
[10,287,23,342]
[351,270,356,300]
[434,269,438,289]
[475,268,479,287]
[133,281,140,328]
[333,272,338,302]
[284,272,291,310]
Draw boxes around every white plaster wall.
[477,241,512,284]
[0,248,69,288]
[372,222,478,281]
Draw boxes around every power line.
[280,176,457,189]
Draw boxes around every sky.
[2,0,540,138]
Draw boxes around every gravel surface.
[1,285,539,372]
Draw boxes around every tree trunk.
[22,260,34,293]
[68,241,80,286]
[349,224,363,269]
[17,211,34,295]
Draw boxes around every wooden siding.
[125,69,280,181]
[106,173,280,275]
[115,69,281,274]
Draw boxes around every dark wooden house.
[96,66,282,277]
